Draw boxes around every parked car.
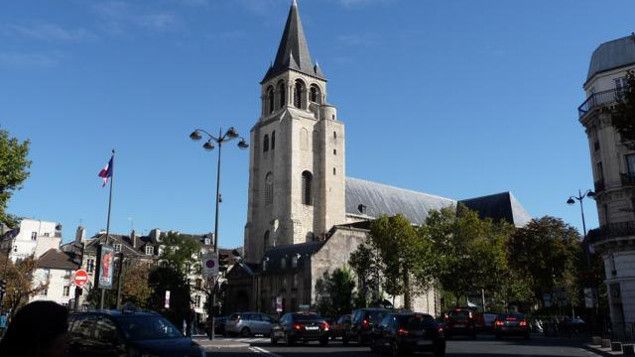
[493,313,530,339]
[214,316,227,335]
[331,314,351,340]
[344,308,390,345]
[370,312,446,357]
[443,308,477,339]
[67,309,204,357]
[270,312,331,346]
[482,313,499,333]
[225,312,275,337]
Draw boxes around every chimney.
[150,228,161,243]
[131,230,140,249]
[75,226,86,243]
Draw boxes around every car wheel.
[285,333,295,346]
[320,337,329,346]
[241,327,252,338]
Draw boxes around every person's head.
[0,301,69,357]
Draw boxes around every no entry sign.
[73,269,88,287]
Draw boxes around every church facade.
[226,0,532,316]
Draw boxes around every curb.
[584,343,622,356]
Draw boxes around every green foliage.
[315,267,356,317]
[0,129,31,227]
[122,261,153,308]
[148,265,192,327]
[349,240,383,308]
[0,255,47,318]
[612,70,635,149]
[369,214,434,309]
[507,216,582,307]
[159,232,202,275]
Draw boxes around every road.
[200,334,601,356]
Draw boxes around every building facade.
[232,0,533,317]
[30,249,80,306]
[581,33,635,335]
[0,218,62,262]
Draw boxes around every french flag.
[98,155,114,187]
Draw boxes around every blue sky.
[2,0,633,247]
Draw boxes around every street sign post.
[73,269,89,287]
[202,252,219,278]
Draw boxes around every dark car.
[68,309,204,357]
[331,314,351,340]
[494,313,530,339]
[344,308,390,345]
[370,312,446,357]
[271,312,330,346]
[443,308,477,339]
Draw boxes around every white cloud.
[0,23,96,42]
[91,1,181,34]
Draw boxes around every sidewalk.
[193,336,250,349]
[584,343,623,356]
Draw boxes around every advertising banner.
[96,245,115,289]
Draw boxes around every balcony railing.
[588,221,635,243]
[594,180,605,193]
[578,88,625,118]
[622,173,635,186]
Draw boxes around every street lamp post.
[567,188,596,316]
[189,127,248,341]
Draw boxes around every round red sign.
[74,269,88,287]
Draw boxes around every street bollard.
[592,336,602,345]
[601,339,611,348]
[623,344,635,356]
[611,342,623,352]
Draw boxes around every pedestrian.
[0,301,68,357]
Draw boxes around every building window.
[87,259,95,273]
[31,232,37,241]
[13,245,17,253]
[42,288,48,296]
[63,286,70,297]
[594,141,600,152]
[145,246,154,256]
[195,295,201,308]
[292,256,298,268]
[264,230,270,248]
[277,80,286,108]
[263,134,269,153]
[596,161,604,181]
[266,86,274,114]
[333,167,337,175]
[294,79,305,109]
[265,172,273,206]
[333,131,337,139]
[113,243,122,252]
[281,257,286,269]
[615,77,628,94]
[333,149,337,155]
[302,171,313,205]
[309,85,321,103]
[627,154,635,175]
[271,131,276,150]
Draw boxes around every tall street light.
[189,127,248,340]
[567,188,596,316]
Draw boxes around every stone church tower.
[244,0,346,264]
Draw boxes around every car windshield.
[398,314,435,330]
[292,313,322,321]
[117,315,183,341]
[367,310,386,322]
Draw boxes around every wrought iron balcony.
[578,88,625,118]
[588,221,635,244]
[622,173,635,186]
[594,180,605,193]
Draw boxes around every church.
[225,0,531,316]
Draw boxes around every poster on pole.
[202,252,219,278]
[96,245,115,289]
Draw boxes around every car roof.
[72,310,160,318]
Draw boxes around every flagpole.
[101,149,115,310]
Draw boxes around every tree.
[315,267,356,317]
[0,129,31,227]
[349,240,383,308]
[507,216,582,308]
[147,265,191,328]
[612,69,635,149]
[121,261,153,308]
[159,232,202,275]
[0,255,47,318]
[369,214,435,309]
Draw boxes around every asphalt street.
[201,334,601,357]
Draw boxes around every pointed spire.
[262,0,325,83]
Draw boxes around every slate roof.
[261,241,324,273]
[345,177,531,227]
[262,0,325,83]
[37,249,80,270]
[587,33,635,82]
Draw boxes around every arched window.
[266,86,274,114]
[271,131,276,150]
[263,134,269,152]
[277,80,286,108]
[309,85,321,103]
[294,79,305,109]
[265,172,273,206]
[264,230,270,248]
[302,171,313,205]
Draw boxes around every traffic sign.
[73,269,89,287]
[202,252,219,278]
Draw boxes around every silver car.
[225,312,275,337]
